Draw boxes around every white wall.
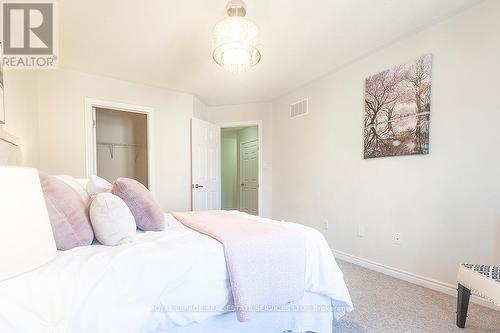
[272,0,500,286]
[36,69,195,212]
[207,103,273,218]
[193,96,208,121]
[2,71,39,167]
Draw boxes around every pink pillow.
[38,172,94,250]
[112,178,165,231]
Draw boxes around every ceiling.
[59,0,482,105]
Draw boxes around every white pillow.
[75,178,89,189]
[55,175,90,204]
[165,213,181,227]
[89,193,136,246]
[86,175,112,196]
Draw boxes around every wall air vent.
[290,99,308,119]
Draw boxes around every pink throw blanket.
[171,211,306,322]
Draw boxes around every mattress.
[0,213,352,333]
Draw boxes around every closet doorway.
[96,108,148,187]
[85,99,155,192]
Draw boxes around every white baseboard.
[332,249,498,311]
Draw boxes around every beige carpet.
[333,260,500,333]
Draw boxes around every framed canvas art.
[364,54,432,159]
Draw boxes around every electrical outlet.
[393,232,402,245]
[323,220,329,230]
[357,225,365,238]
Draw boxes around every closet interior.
[95,108,149,188]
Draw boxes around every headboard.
[0,127,20,166]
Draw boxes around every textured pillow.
[113,178,165,231]
[89,193,136,246]
[38,172,94,250]
[86,175,112,196]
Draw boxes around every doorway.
[221,126,259,215]
[85,99,155,192]
[190,118,262,215]
[95,108,149,187]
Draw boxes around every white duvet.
[0,213,352,333]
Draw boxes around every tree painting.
[364,54,432,159]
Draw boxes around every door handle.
[194,184,204,188]
[241,183,244,186]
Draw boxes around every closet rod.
[96,142,143,148]
[97,142,144,160]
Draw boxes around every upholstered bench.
[456,264,500,328]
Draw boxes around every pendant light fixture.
[212,0,261,72]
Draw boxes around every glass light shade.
[212,16,261,72]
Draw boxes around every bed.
[0,212,352,333]
[0,136,353,333]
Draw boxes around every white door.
[240,139,258,215]
[191,118,221,211]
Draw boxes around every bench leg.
[456,283,471,328]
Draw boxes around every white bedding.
[0,213,352,333]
